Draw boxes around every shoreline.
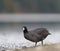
[3,43,60,51]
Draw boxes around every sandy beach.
[3,43,60,51]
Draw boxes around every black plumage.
[23,26,50,46]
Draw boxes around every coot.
[23,26,50,46]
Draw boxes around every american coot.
[23,26,50,46]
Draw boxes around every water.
[0,22,60,49]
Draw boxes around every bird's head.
[23,26,28,33]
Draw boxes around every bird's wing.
[28,31,42,39]
[30,28,49,35]
[25,32,42,42]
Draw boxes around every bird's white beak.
[23,27,25,31]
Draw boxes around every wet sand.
[4,43,60,51]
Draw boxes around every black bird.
[23,26,50,46]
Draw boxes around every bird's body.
[23,26,50,46]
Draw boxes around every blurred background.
[0,0,60,13]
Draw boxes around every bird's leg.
[41,40,43,46]
[35,42,37,46]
